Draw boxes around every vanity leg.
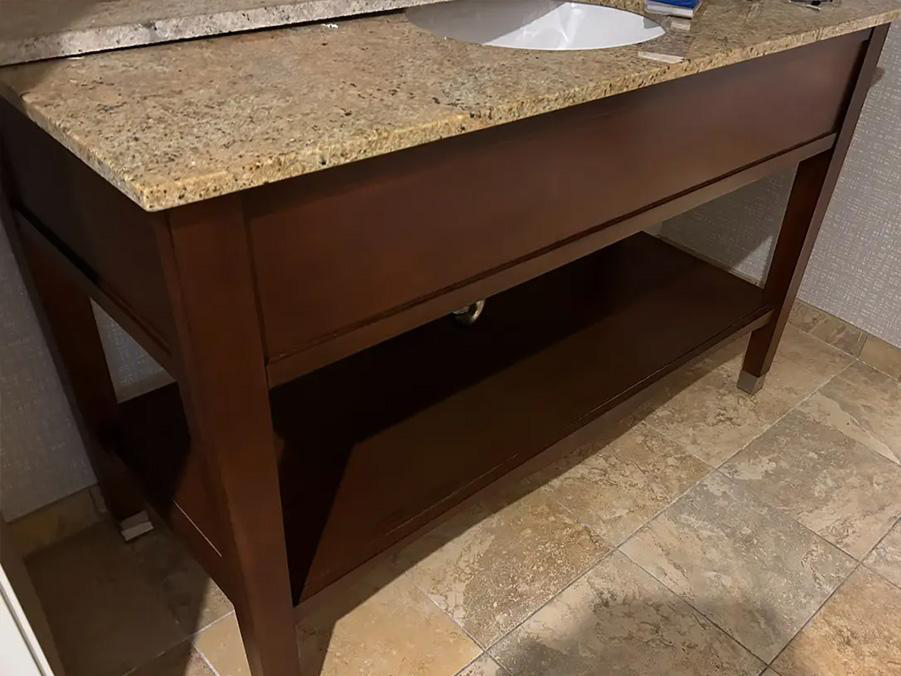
[0,186,146,523]
[160,197,301,676]
[739,151,832,393]
[739,24,888,394]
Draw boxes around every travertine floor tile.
[395,488,609,646]
[296,562,482,676]
[643,365,790,466]
[193,614,250,676]
[741,327,853,410]
[8,488,101,557]
[800,361,901,466]
[196,558,482,676]
[490,552,763,676]
[644,327,851,465]
[130,528,233,633]
[458,654,508,675]
[721,409,901,559]
[541,423,710,545]
[788,300,829,333]
[26,522,184,676]
[620,473,855,661]
[860,335,901,380]
[809,314,867,357]
[772,567,901,676]
[865,520,901,587]
[129,642,216,676]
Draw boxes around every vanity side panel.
[0,100,177,356]
[249,31,865,362]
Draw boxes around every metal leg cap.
[737,370,766,395]
[119,510,154,542]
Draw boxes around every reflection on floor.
[26,302,901,676]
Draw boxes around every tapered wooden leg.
[739,151,832,391]
[2,203,146,523]
[740,24,889,393]
[159,197,301,676]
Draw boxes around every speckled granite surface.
[0,0,450,66]
[0,0,899,212]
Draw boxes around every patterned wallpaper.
[2,25,899,519]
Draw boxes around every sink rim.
[406,0,666,52]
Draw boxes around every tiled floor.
[24,304,901,676]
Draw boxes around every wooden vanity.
[0,2,898,673]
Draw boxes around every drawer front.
[248,31,865,361]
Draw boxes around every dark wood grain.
[740,24,890,391]
[156,197,300,675]
[248,31,864,363]
[0,101,177,359]
[265,134,834,387]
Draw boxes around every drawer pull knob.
[452,299,486,326]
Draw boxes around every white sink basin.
[407,0,665,51]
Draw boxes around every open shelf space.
[118,233,771,601]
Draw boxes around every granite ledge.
[0,1,899,212]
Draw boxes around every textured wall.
[2,26,900,519]
[661,24,901,347]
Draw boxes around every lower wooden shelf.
[118,232,772,602]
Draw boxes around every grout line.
[859,514,901,593]
[453,654,486,676]
[617,544,772,665]
[483,547,617,655]
[637,324,856,472]
[766,560,863,668]
[710,356,858,472]
[709,466,867,561]
[616,468,864,666]
[190,609,236,637]
[196,642,223,676]
[188,608,236,639]
[454,652,512,676]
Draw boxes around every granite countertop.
[0,0,899,212]
[0,0,450,66]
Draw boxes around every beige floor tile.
[721,409,901,559]
[542,423,710,545]
[26,522,185,676]
[643,365,790,466]
[9,488,101,557]
[865,520,901,588]
[490,551,763,676]
[860,335,901,381]
[809,315,867,357]
[745,327,853,407]
[788,300,829,333]
[297,562,482,676]
[395,487,609,647]
[620,473,855,662]
[129,642,216,676]
[193,614,250,676]
[130,527,233,633]
[772,567,901,676]
[800,361,901,466]
[458,654,508,675]
[196,558,483,676]
[644,327,851,466]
